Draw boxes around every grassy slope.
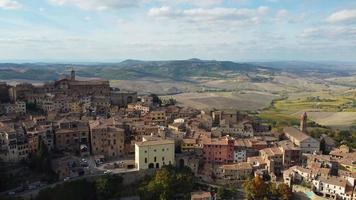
[258,90,356,129]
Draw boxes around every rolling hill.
[0,59,272,81]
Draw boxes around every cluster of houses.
[0,70,354,200]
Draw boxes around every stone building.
[144,110,166,126]
[0,123,29,162]
[53,119,90,153]
[89,118,125,158]
[260,147,284,176]
[110,90,138,107]
[53,70,110,96]
[0,82,10,103]
[216,162,253,180]
[283,127,320,154]
[2,101,26,115]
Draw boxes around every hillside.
[0,60,268,81]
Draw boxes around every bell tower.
[300,112,307,132]
[70,68,75,81]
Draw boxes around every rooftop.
[318,176,347,188]
[283,127,311,142]
[191,191,211,199]
[220,162,252,171]
[135,139,174,147]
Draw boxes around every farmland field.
[165,91,278,111]
[258,89,356,129]
[303,112,356,129]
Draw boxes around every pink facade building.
[202,137,234,164]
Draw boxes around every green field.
[258,90,356,129]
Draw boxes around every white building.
[3,101,26,115]
[0,123,29,162]
[135,137,175,170]
[313,176,353,200]
[233,149,247,163]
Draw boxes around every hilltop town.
[0,70,355,200]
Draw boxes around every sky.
[0,0,356,62]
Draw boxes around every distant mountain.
[250,61,356,75]
[0,59,354,81]
[0,68,59,81]
[90,59,271,81]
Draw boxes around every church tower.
[71,69,76,81]
[300,112,307,132]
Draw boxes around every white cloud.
[299,26,356,40]
[327,9,356,24]
[168,0,223,7]
[148,6,270,24]
[275,9,305,23]
[299,28,321,38]
[48,0,141,10]
[0,0,22,10]
[276,9,288,18]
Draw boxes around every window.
[145,158,147,163]
[154,157,156,162]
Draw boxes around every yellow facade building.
[135,137,175,170]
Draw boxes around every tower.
[70,69,75,81]
[300,112,307,132]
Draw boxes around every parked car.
[7,191,15,196]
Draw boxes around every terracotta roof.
[135,139,174,147]
[260,147,283,157]
[183,138,197,144]
[278,140,300,150]
[191,191,211,199]
[318,176,347,188]
[68,80,109,86]
[283,127,311,142]
[220,162,252,171]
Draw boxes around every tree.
[278,183,293,200]
[243,176,270,200]
[139,165,195,200]
[243,177,292,200]
[217,186,237,200]
[150,94,162,107]
[96,175,123,200]
[28,137,54,182]
[36,179,97,200]
[268,182,280,200]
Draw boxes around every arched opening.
[148,163,154,169]
[179,159,185,168]
[156,163,160,168]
